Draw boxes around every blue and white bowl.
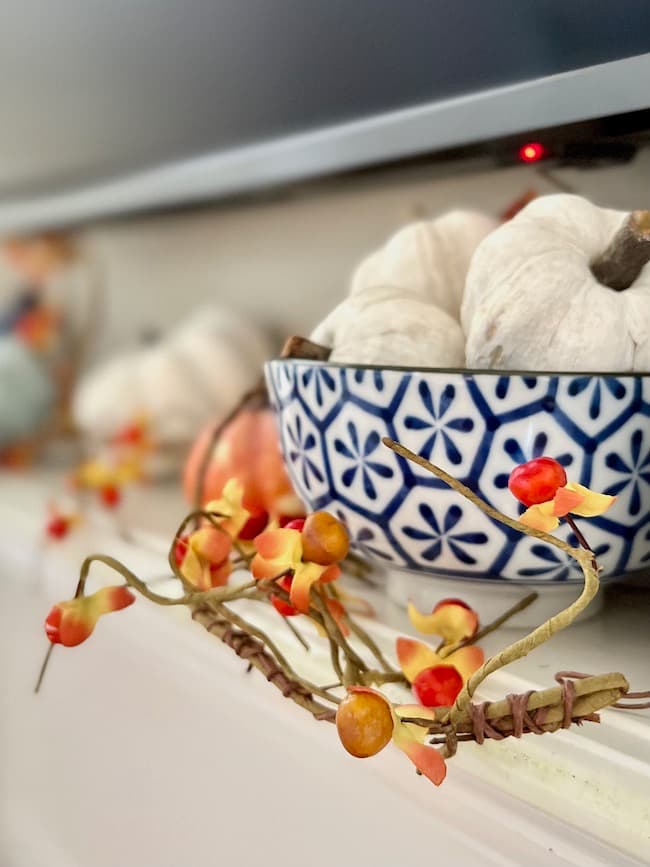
[266,360,650,617]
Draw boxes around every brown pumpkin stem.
[280,335,331,362]
[499,188,538,222]
[590,210,650,291]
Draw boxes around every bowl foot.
[385,572,604,629]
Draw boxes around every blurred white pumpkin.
[73,307,271,461]
[462,194,650,372]
[311,210,497,367]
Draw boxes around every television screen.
[1,0,649,227]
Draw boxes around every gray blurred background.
[1,0,649,223]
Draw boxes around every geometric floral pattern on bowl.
[266,361,650,584]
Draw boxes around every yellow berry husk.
[301,512,350,565]
[336,691,393,758]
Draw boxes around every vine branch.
[381,438,601,724]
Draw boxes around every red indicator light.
[519,142,545,163]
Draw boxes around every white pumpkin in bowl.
[462,194,650,372]
[312,287,466,368]
[311,210,497,368]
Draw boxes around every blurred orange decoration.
[3,233,74,352]
[183,406,304,522]
[13,306,62,352]
[3,233,75,283]
[45,585,135,647]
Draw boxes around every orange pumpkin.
[183,407,304,520]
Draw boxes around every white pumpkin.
[313,288,465,368]
[73,307,270,451]
[349,210,498,319]
[462,194,650,371]
[311,210,497,367]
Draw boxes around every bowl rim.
[268,358,650,378]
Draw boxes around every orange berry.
[336,690,393,758]
[46,515,70,540]
[174,534,189,568]
[271,574,298,616]
[508,457,566,506]
[413,665,463,708]
[283,517,306,531]
[433,597,471,613]
[239,508,269,540]
[301,512,349,565]
[112,422,145,447]
[271,595,299,617]
[99,484,121,509]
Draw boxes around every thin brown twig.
[232,538,255,565]
[343,614,399,675]
[254,579,405,687]
[564,515,592,553]
[322,585,391,670]
[438,592,539,659]
[281,615,310,651]
[34,644,55,694]
[564,515,600,578]
[77,554,195,606]
[326,633,345,684]
[362,670,409,687]
[313,589,367,679]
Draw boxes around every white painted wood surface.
[1,470,648,866]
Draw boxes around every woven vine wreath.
[37,418,650,786]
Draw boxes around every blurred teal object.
[0,336,54,446]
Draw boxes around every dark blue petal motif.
[334,421,394,501]
[403,382,474,465]
[287,415,324,491]
[494,432,574,490]
[300,366,337,407]
[402,503,488,565]
[604,429,650,517]
[518,540,610,581]
[567,376,627,420]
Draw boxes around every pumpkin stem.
[590,210,650,291]
[280,335,331,361]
